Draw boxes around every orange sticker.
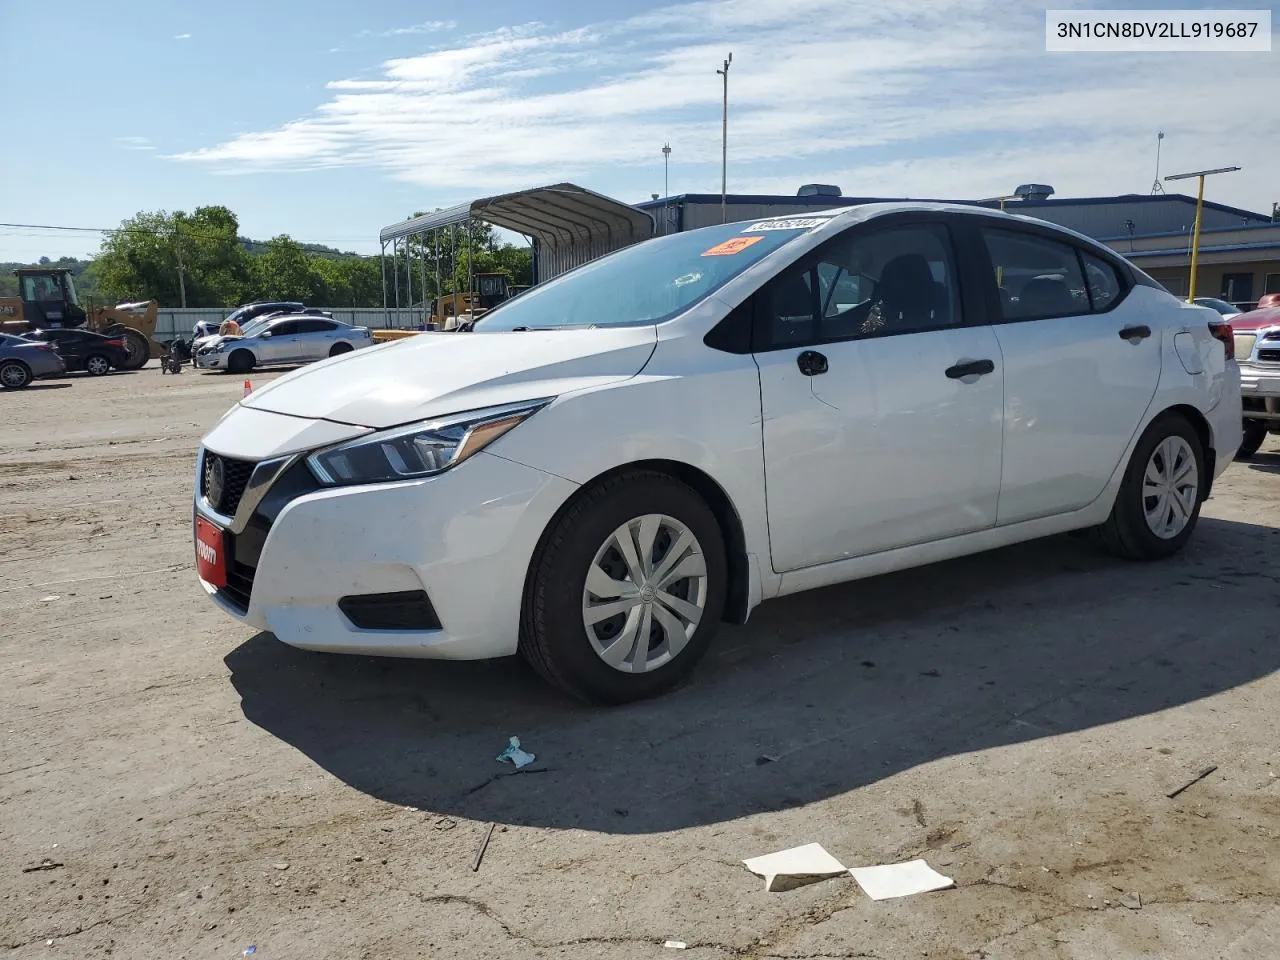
[701,235,764,257]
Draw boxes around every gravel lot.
[3,365,1278,959]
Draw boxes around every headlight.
[306,398,552,486]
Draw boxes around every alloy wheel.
[582,513,708,674]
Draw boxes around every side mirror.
[259,330,272,338]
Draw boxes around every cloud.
[115,136,155,151]
[173,33,191,40]
[358,19,457,38]
[171,0,1280,214]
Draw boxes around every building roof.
[380,183,654,247]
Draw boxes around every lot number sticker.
[743,218,832,232]
[702,236,765,257]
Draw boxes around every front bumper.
[1239,363,1280,422]
[196,352,227,369]
[194,446,577,660]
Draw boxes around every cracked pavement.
[2,370,1279,959]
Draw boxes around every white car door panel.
[981,229,1163,525]
[755,218,1005,573]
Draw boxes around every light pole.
[662,142,671,198]
[716,53,731,223]
[1164,165,1241,302]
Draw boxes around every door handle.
[1118,325,1151,340]
[797,350,828,376]
[945,358,995,379]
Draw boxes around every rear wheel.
[84,353,111,376]
[1235,420,1268,460]
[520,471,727,703]
[227,350,255,374]
[1095,412,1204,561]
[329,342,353,357]
[0,360,33,389]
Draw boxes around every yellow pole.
[1187,174,1205,302]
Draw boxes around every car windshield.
[237,318,273,337]
[472,219,828,331]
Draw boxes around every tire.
[84,353,111,377]
[1235,420,1268,460]
[0,359,33,390]
[1095,412,1205,561]
[329,342,353,357]
[227,349,255,374]
[520,470,728,704]
[108,327,151,370]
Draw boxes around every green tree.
[253,235,317,302]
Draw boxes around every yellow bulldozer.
[0,268,164,369]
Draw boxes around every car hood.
[240,327,659,428]
[1230,307,1280,332]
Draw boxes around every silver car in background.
[195,314,374,374]
[0,333,67,389]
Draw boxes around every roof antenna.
[1150,131,1166,195]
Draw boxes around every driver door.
[754,215,1005,572]
[258,320,302,363]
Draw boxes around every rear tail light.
[1208,321,1233,362]
[104,338,126,348]
[34,344,56,352]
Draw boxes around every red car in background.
[1256,293,1280,310]
[1231,305,1280,458]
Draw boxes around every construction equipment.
[0,268,163,370]
[369,273,520,344]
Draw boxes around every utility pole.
[717,53,732,223]
[1150,131,1166,195]
[662,142,672,236]
[1164,165,1241,302]
[173,225,187,308]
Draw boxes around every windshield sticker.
[672,271,704,286]
[743,217,833,232]
[702,236,765,257]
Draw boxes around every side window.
[270,321,299,336]
[1080,252,1123,312]
[756,222,962,350]
[983,228,1089,321]
[297,320,337,334]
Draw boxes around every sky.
[2,0,1277,262]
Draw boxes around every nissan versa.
[194,203,1241,703]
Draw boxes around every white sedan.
[195,314,372,373]
[193,202,1241,703]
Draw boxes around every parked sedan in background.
[193,203,1241,703]
[1230,304,1280,458]
[195,314,374,373]
[1194,297,1243,318]
[0,333,66,389]
[22,328,130,376]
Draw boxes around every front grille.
[210,460,321,613]
[1264,331,1280,342]
[1257,348,1280,363]
[201,453,256,517]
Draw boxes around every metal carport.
[377,183,654,321]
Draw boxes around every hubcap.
[582,513,708,674]
[88,357,108,374]
[1143,436,1198,539]
[1,364,26,386]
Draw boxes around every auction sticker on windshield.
[743,217,832,232]
[702,236,765,257]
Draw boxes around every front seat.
[876,255,939,331]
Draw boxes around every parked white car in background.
[194,203,1241,703]
[195,313,372,373]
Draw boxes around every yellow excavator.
[0,268,164,369]
[372,273,518,344]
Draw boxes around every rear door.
[754,214,1006,571]
[294,319,340,360]
[969,221,1163,524]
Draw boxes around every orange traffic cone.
[243,379,253,397]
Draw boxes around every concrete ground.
[2,365,1278,960]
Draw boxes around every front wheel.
[1095,412,1204,561]
[1235,420,1268,460]
[520,471,727,704]
[84,353,111,376]
[0,360,33,389]
[227,349,255,374]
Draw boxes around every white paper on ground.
[847,859,954,901]
[742,843,849,892]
